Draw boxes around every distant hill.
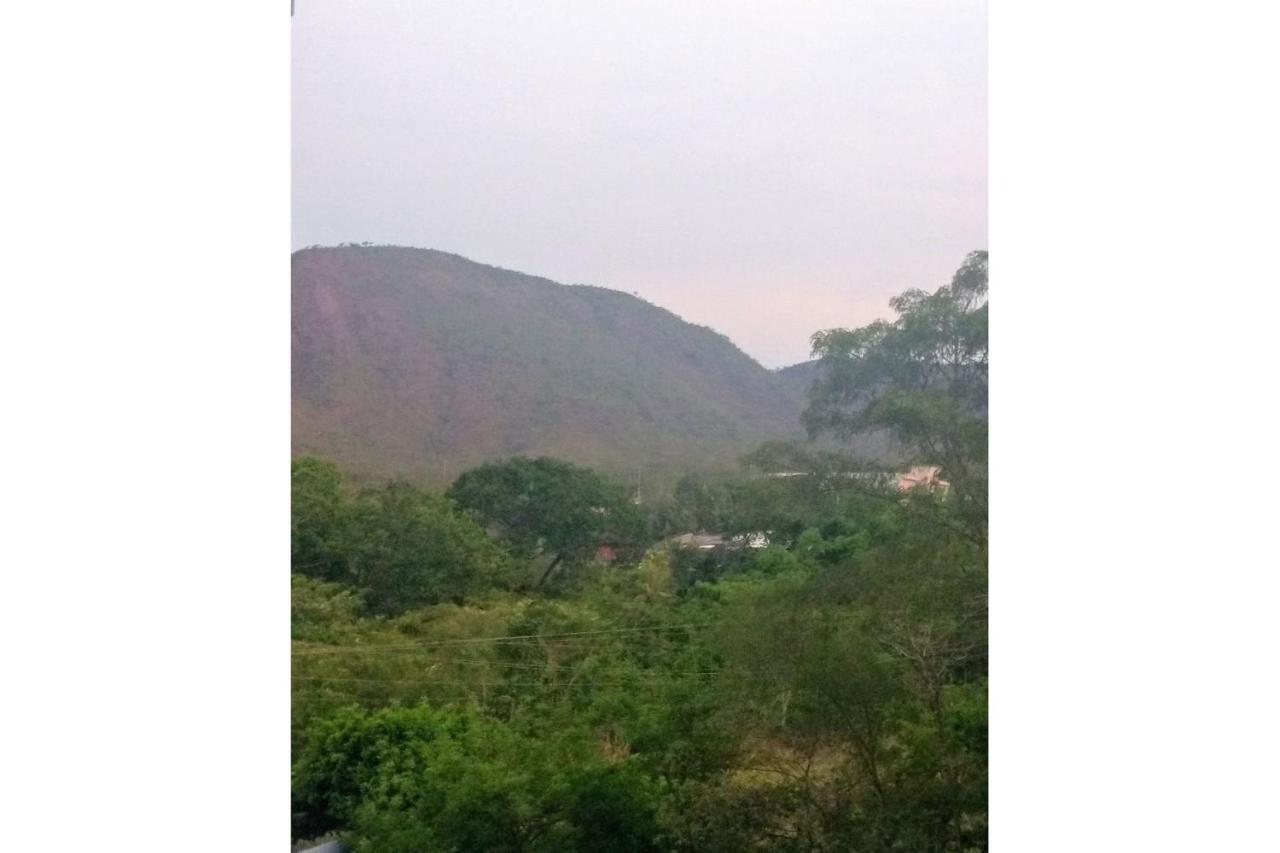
[774,359,824,398]
[771,359,901,466]
[293,246,811,484]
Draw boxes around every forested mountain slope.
[774,359,823,397]
[293,246,808,481]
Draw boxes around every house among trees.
[594,534,644,564]
[670,532,769,551]
[764,465,951,496]
[672,532,729,551]
[897,465,950,494]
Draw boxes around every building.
[897,465,949,494]
[764,466,950,495]
[669,532,769,551]
[671,532,728,551]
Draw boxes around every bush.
[291,457,516,613]
[294,705,665,853]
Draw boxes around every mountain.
[293,245,809,483]
[774,359,824,399]
[772,359,903,466]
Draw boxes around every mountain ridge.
[293,245,814,484]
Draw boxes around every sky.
[292,0,986,368]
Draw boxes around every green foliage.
[291,458,514,613]
[292,524,986,849]
[293,458,512,612]
[293,704,449,838]
[291,258,990,850]
[674,490,987,852]
[347,480,513,613]
[635,546,676,598]
[292,456,352,582]
[806,251,988,533]
[669,473,737,532]
[291,574,363,643]
[447,456,644,584]
[661,778,823,853]
[294,704,664,853]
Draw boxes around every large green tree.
[805,251,988,529]
[291,457,512,612]
[346,480,513,613]
[292,456,352,582]
[447,456,641,585]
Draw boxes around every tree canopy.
[292,456,352,582]
[805,251,988,532]
[293,704,664,853]
[446,456,642,584]
[291,458,512,612]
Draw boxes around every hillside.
[774,359,824,398]
[293,245,809,483]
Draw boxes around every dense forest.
[292,252,988,852]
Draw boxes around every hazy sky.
[293,0,986,367]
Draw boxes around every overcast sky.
[293,0,986,367]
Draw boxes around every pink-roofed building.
[897,465,949,494]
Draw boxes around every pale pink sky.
[293,0,987,367]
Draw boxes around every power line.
[294,653,723,674]
[291,623,713,655]
[293,638,698,656]
[292,673,722,687]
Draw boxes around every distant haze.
[293,0,986,367]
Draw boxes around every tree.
[670,473,735,533]
[292,705,444,839]
[347,480,513,613]
[292,456,351,582]
[805,251,988,533]
[705,564,985,853]
[294,705,663,853]
[291,573,362,644]
[291,457,514,613]
[447,456,642,586]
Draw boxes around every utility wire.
[293,654,723,674]
[291,623,712,655]
[292,673,722,687]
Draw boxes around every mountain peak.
[293,245,805,482]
